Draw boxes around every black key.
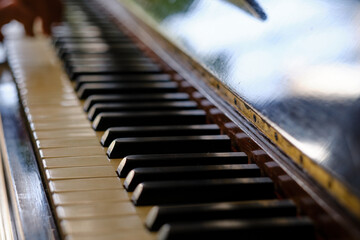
[107,135,231,158]
[58,43,139,58]
[52,25,115,33]
[124,164,261,191]
[75,74,170,91]
[158,217,315,240]
[65,55,148,63]
[131,177,275,205]
[53,34,126,43]
[67,56,153,64]
[65,61,161,78]
[88,101,198,120]
[52,25,102,32]
[117,152,248,177]
[63,52,145,65]
[69,64,162,80]
[146,199,297,231]
[70,63,160,82]
[92,110,206,131]
[52,30,124,38]
[78,82,178,99]
[101,124,220,147]
[54,37,131,47]
[83,93,189,112]
[66,58,154,70]
[65,57,156,77]
[59,42,137,51]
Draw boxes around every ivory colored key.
[36,138,99,149]
[31,121,91,131]
[23,99,80,108]
[22,94,78,104]
[42,156,109,169]
[29,114,88,124]
[34,130,96,141]
[52,189,129,205]
[19,89,76,99]
[40,146,104,158]
[46,165,116,180]
[8,12,157,240]
[49,177,122,192]
[29,117,89,126]
[56,201,136,219]
[25,106,84,116]
[65,231,154,240]
[60,216,146,235]
[83,93,190,112]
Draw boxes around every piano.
[0,0,360,239]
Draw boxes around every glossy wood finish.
[113,0,360,216]
[0,117,15,240]
[0,64,59,239]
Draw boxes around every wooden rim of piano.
[98,0,360,221]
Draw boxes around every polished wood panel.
[108,0,360,219]
[0,64,59,239]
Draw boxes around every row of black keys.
[53,3,315,239]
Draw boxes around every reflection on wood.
[116,0,360,218]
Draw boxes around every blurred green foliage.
[133,0,195,21]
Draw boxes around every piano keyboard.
[6,0,316,239]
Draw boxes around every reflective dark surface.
[0,64,59,240]
[123,0,360,198]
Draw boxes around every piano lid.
[115,0,360,216]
